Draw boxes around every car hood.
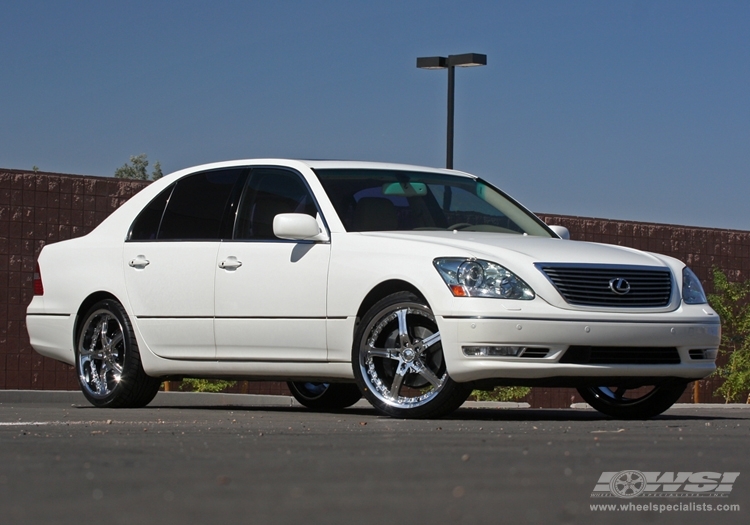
[360,231,670,267]
[356,231,685,312]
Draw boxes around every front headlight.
[434,258,535,300]
[682,267,707,304]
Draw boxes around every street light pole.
[417,53,486,170]
[446,64,455,169]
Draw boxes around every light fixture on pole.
[417,53,486,169]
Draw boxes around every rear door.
[123,168,244,359]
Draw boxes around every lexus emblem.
[609,278,631,295]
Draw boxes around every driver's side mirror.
[273,213,329,242]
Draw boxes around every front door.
[214,167,330,361]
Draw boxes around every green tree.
[708,269,750,403]
[152,161,163,180]
[115,154,163,181]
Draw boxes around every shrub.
[708,269,750,403]
[472,386,531,402]
[179,378,237,393]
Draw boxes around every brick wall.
[2,169,748,406]
[0,169,150,390]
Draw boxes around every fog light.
[688,349,718,360]
[463,346,524,357]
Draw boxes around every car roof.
[299,159,470,175]
[168,159,478,180]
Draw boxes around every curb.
[0,390,528,409]
[0,390,296,407]
[570,402,750,410]
[1,390,748,410]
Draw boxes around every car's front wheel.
[353,292,471,419]
[577,382,688,419]
[287,382,362,410]
[76,299,161,408]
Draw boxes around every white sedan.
[26,160,720,419]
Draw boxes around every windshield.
[314,169,553,237]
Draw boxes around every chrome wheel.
[362,304,445,407]
[577,382,687,419]
[353,292,470,418]
[75,299,161,408]
[287,381,362,410]
[78,309,125,398]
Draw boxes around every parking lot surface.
[1,392,747,524]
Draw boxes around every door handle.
[128,255,150,269]
[219,257,243,270]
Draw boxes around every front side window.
[315,169,553,236]
[234,168,319,240]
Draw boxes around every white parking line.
[0,421,114,426]
[0,422,54,426]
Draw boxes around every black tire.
[287,382,362,410]
[75,299,161,408]
[577,382,688,419]
[352,291,471,419]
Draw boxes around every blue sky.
[1,1,748,230]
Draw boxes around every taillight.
[33,262,44,295]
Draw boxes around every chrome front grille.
[537,264,672,307]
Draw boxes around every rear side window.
[158,169,244,240]
[129,184,174,241]
[128,169,244,241]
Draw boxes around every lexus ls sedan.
[26,160,720,419]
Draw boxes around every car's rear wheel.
[287,382,362,410]
[576,382,687,419]
[353,292,471,419]
[76,299,161,408]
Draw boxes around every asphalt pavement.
[1,391,748,525]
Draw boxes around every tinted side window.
[129,184,174,241]
[158,169,243,240]
[234,168,318,240]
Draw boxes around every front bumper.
[438,314,720,383]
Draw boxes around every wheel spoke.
[613,387,627,400]
[99,318,109,348]
[420,331,441,351]
[105,356,123,376]
[366,346,400,361]
[396,309,411,347]
[390,362,409,399]
[415,362,442,388]
[109,332,123,350]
